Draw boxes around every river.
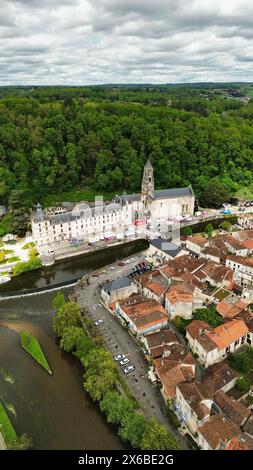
[0,240,148,450]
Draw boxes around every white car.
[120,357,130,366]
[94,319,103,326]
[123,365,135,374]
[114,354,125,362]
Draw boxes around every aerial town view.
[1,0,253,463]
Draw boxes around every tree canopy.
[0,85,252,213]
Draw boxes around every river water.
[0,240,147,450]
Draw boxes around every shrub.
[236,376,251,393]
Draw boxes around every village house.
[202,362,239,396]
[142,329,179,359]
[101,277,138,305]
[164,281,206,320]
[186,235,207,256]
[146,238,184,265]
[174,381,212,436]
[238,215,253,231]
[154,346,196,401]
[198,260,234,289]
[186,319,250,367]
[197,414,240,450]
[113,295,168,336]
[225,433,253,450]
[134,269,168,303]
[165,282,194,320]
[233,230,253,254]
[201,246,225,264]
[226,255,253,287]
[213,391,251,428]
[216,294,250,320]
[160,254,206,284]
[224,235,248,257]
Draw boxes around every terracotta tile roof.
[154,351,195,399]
[178,381,211,419]
[236,310,253,333]
[162,343,197,365]
[179,271,206,291]
[208,236,227,251]
[186,320,217,352]
[198,414,240,450]
[208,320,249,350]
[216,298,249,319]
[227,255,253,268]
[241,239,253,250]
[201,261,234,285]
[132,310,168,331]
[144,330,178,358]
[226,434,253,450]
[202,362,239,396]
[225,235,246,251]
[236,230,253,241]
[187,235,207,247]
[166,282,194,304]
[135,269,168,297]
[160,255,206,279]
[214,391,250,427]
[117,297,168,332]
[202,246,228,263]
[122,298,165,317]
[156,363,194,400]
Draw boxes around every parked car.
[114,354,125,362]
[123,365,135,374]
[120,357,130,365]
[94,319,103,326]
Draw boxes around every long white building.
[32,160,195,247]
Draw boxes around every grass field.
[234,185,253,200]
[43,188,119,207]
[0,400,16,445]
[20,331,52,375]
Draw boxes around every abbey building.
[32,160,195,246]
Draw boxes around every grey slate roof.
[154,186,194,200]
[150,238,182,257]
[144,159,153,169]
[117,193,141,203]
[103,277,132,293]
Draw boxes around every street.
[72,255,188,449]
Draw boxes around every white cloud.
[1,0,253,85]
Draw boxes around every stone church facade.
[32,160,195,246]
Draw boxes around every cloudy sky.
[1,0,253,85]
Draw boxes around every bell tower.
[141,160,154,206]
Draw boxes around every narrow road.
[72,255,188,449]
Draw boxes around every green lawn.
[0,400,16,445]
[213,288,230,301]
[234,186,253,200]
[20,331,52,375]
[43,188,119,207]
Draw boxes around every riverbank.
[0,240,149,449]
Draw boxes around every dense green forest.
[1,84,253,212]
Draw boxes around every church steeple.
[141,160,154,206]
